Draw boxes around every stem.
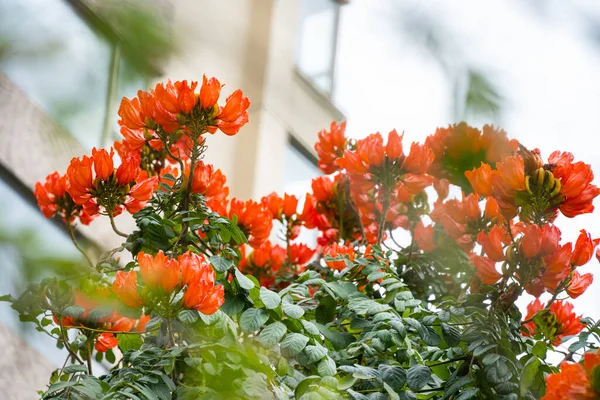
[59,323,84,365]
[108,213,128,238]
[377,190,391,246]
[86,339,93,375]
[67,223,94,269]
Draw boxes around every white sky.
[334,0,600,322]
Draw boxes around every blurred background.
[1,0,600,397]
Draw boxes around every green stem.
[67,223,94,269]
[86,339,93,375]
[108,213,128,238]
[377,189,391,246]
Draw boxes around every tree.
[5,76,600,399]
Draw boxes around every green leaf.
[178,310,199,324]
[258,322,287,348]
[441,323,461,347]
[118,334,143,352]
[209,255,233,273]
[419,325,441,346]
[347,293,391,315]
[235,268,255,290]
[283,302,305,319]
[590,364,600,394]
[482,353,501,365]
[455,388,479,400]
[301,320,320,336]
[239,308,269,333]
[380,365,406,391]
[62,364,89,374]
[337,375,358,391]
[315,295,337,323]
[531,342,547,359]
[88,306,113,322]
[406,365,431,391]
[304,345,327,364]
[520,358,540,396]
[280,333,309,358]
[63,305,85,319]
[318,356,336,377]
[259,287,281,309]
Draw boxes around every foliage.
[5,77,600,399]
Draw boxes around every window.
[296,0,343,96]
[0,0,149,150]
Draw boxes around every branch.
[67,223,95,269]
[108,213,129,238]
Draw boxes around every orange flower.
[189,161,229,201]
[520,224,560,259]
[261,192,298,219]
[228,199,273,248]
[356,133,385,168]
[179,251,207,287]
[110,317,136,332]
[433,178,450,202]
[414,221,435,252]
[289,243,315,266]
[567,271,593,299]
[402,142,434,174]
[323,243,355,271]
[182,280,224,315]
[469,254,502,285]
[95,333,118,353]
[34,171,88,224]
[521,298,543,335]
[282,194,299,218]
[386,129,404,160]
[496,154,526,191]
[261,192,284,219]
[174,80,198,114]
[549,151,600,218]
[116,154,141,185]
[135,315,151,332]
[138,251,180,292]
[66,155,94,205]
[465,162,492,197]
[315,121,347,174]
[214,90,250,136]
[113,271,144,309]
[92,147,114,181]
[118,97,146,130]
[128,172,159,203]
[477,225,506,262]
[524,300,585,344]
[199,75,222,109]
[571,229,600,267]
[337,149,369,175]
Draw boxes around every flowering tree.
[7,76,600,399]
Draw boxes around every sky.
[333,0,600,329]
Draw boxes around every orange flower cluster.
[240,241,315,288]
[54,290,149,353]
[466,148,599,221]
[522,299,584,344]
[323,243,355,271]
[227,199,273,248]
[315,121,347,174]
[34,171,95,225]
[470,225,597,298]
[35,148,158,223]
[188,161,229,203]
[113,251,224,315]
[118,76,250,158]
[542,349,600,400]
[426,123,518,190]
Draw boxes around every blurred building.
[0,0,345,397]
